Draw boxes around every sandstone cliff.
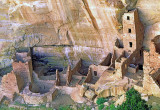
[0,0,160,69]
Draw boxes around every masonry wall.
[22,87,58,104]
[116,50,141,78]
[1,71,23,99]
[99,53,112,66]
[12,61,32,85]
[66,66,72,85]
[144,44,160,70]
[90,64,109,77]
[15,74,25,92]
[55,70,60,86]
[84,68,92,83]
[143,72,160,97]
[122,9,144,53]
[128,66,138,73]
[72,59,82,75]
[31,72,55,94]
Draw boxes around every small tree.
[106,88,151,110]
[96,97,108,110]
[96,97,107,105]
[117,88,151,110]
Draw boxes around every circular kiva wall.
[22,83,57,104]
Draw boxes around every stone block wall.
[84,68,92,83]
[99,53,112,66]
[31,72,55,94]
[72,59,82,75]
[116,49,141,78]
[15,74,25,92]
[12,61,32,85]
[123,9,144,53]
[56,70,60,86]
[22,84,58,104]
[1,71,24,100]
[66,59,82,85]
[90,65,109,77]
[127,65,138,73]
[144,50,160,70]
[66,66,72,85]
[143,71,160,97]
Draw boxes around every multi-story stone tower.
[123,9,144,54]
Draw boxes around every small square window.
[94,71,97,76]
[127,16,130,20]
[140,50,142,56]
[128,29,131,33]
[129,42,132,47]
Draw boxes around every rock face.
[79,85,88,97]
[96,86,126,98]
[115,94,126,106]
[85,89,96,100]
[0,0,160,69]
[136,0,160,26]
[0,0,122,49]
[0,0,122,68]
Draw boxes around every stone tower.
[123,9,144,53]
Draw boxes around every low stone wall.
[66,59,82,85]
[99,53,112,66]
[21,85,58,104]
[56,70,60,86]
[72,59,82,75]
[115,49,141,78]
[12,61,32,86]
[66,66,72,85]
[128,65,138,73]
[90,65,109,77]
[0,71,24,100]
[84,68,92,83]
[12,50,33,84]
[31,72,55,94]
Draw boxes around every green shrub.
[59,105,73,110]
[98,104,104,110]
[77,105,91,110]
[106,88,151,110]
[96,97,107,105]
[106,104,116,110]
[117,88,151,110]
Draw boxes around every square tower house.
[123,9,144,53]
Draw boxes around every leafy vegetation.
[59,105,73,110]
[96,97,107,105]
[96,97,108,110]
[59,104,92,110]
[106,88,151,110]
[98,104,105,110]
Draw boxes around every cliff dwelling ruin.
[0,0,160,109]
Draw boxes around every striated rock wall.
[0,0,124,69]
[0,0,160,69]
[97,86,126,97]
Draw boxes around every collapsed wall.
[0,71,24,100]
